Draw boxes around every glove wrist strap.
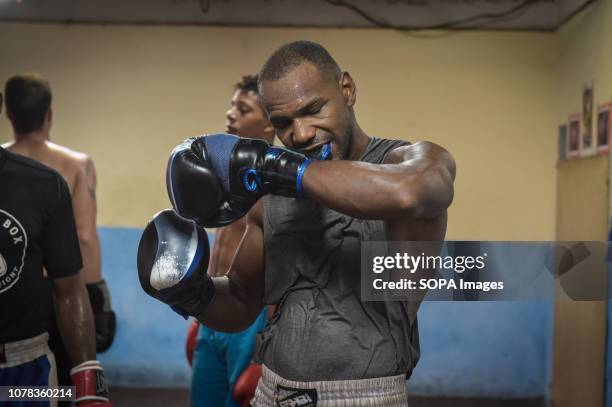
[70,360,110,404]
[261,148,310,198]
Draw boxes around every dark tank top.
[259,137,420,381]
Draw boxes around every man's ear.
[340,71,356,108]
[46,108,53,127]
[262,123,277,145]
[263,123,275,137]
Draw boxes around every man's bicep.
[208,219,247,277]
[198,205,265,331]
[43,177,83,279]
[83,157,98,198]
[72,159,98,240]
[385,142,455,219]
[226,201,265,303]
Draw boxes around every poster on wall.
[567,114,580,158]
[597,103,611,154]
[581,84,594,156]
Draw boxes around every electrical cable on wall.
[322,0,545,30]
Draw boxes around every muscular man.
[189,74,275,407]
[2,74,115,388]
[139,41,455,405]
[0,92,110,406]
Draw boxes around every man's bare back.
[3,139,101,284]
[5,141,89,191]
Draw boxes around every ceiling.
[0,0,594,31]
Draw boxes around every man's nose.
[291,119,316,148]
[226,107,237,122]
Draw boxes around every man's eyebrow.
[297,97,325,115]
[269,97,326,120]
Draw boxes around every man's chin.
[303,150,320,159]
[303,143,332,160]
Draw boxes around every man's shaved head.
[257,41,360,161]
[258,41,341,86]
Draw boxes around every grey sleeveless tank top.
[259,137,420,381]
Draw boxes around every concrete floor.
[110,387,546,407]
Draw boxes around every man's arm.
[73,157,116,353]
[302,141,455,321]
[72,157,102,284]
[52,273,96,364]
[207,218,247,278]
[380,143,454,320]
[43,174,111,405]
[303,141,456,220]
[195,201,266,332]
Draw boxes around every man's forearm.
[195,275,263,333]
[79,234,102,284]
[302,160,422,219]
[54,282,96,365]
[302,143,454,221]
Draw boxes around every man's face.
[225,89,270,139]
[260,62,354,160]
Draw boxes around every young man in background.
[189,74,275,407]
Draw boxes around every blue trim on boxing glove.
[242,168,260,192]
[296,159,312,198]
[181,235,205,281]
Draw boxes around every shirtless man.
[188,74,275,407]
[3,74,115,388]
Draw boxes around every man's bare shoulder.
[42,142,97,191]
[47,142,91,165]
[246,200,264,228]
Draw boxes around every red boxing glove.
[233,364,262,407]
[186,319,199,367]
[70,360,111,406]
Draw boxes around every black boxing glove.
[222,135,312,197]
[137,209,214,319]
[166,138,227,227]
[167,133,311,227]
[85,280,116,353]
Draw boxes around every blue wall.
[97,227,553,396]
[97,227,193,387]
[409,301,553,397]
[607,299,611,407]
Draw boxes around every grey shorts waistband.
[252,364,409,406]
[0,332,50,367]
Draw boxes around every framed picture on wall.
[567,114,580,158]
[558,124,567,161]
[581,85,594,156]
[596,103,611,154]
